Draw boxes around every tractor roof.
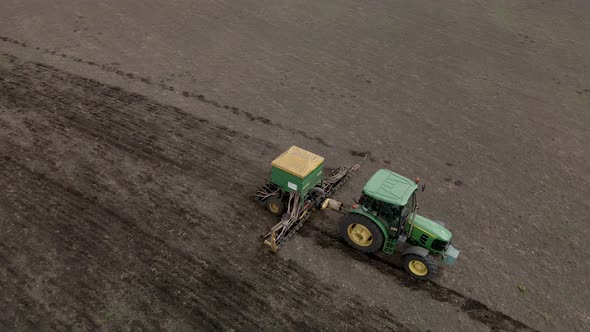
[363,169,418,206]
[271,146,324,178]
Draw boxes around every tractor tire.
[340,214,384,254]
[402,254,438,280]
[265,197,285,216]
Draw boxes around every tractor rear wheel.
[340,214,383,253]
[265,197,285,216]
[402,254,437,280]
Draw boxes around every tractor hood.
[412,214,452,242]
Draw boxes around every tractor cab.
[356,169,419,240]
[341,169,460,279]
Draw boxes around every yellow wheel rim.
[347,224,373,247]
[408,260,428,276]
[268,202,280,214]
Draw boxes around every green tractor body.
[257,146,460,280]
[340,169,460,278]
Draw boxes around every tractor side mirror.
[421,184,426,192]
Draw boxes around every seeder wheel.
[265,197,285,216]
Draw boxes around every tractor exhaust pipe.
[321,198,344,212]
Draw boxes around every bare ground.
[1,1,589,331]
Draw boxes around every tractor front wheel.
[340,214,384,253]
[402,254,437,280]
[265,197,285,216]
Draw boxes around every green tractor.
[257,146,459,280]
[327,169,460,279]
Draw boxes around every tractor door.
[400,191,417,238]
[378,202,403,238]
[361,195,400,238]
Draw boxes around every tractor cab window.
[379,202,400,224]
[400,191,417,223]
[362,195,401,225]
[358,193,367,205]
[362,195,381,214]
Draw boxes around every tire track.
[300,225,538,332]
[0,36,332,148]
[1,56,273,177]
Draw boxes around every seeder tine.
[263,231,279,252]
